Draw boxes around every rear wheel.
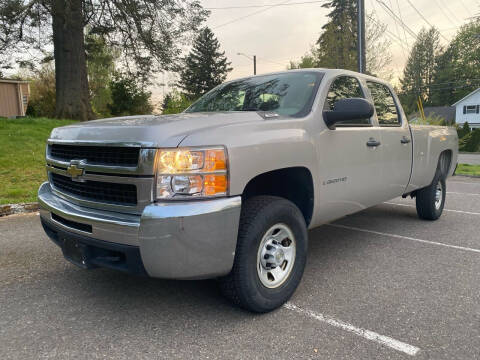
[219,196,308,313]
[416,170,446,220]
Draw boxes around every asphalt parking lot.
[1,176,479,359]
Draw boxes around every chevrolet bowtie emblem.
[66,164,84,179]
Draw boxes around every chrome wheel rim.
[435,181,443,210]
[256,223,296,289]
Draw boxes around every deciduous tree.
[0,0,207,120]
[430,19,480,106]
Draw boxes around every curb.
[455,174,480,179]
[0,202,39,217]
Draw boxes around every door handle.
[366,138,381,147]
[400,136,411,144]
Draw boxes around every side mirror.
[323,98,374,129]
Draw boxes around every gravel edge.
[0,202,39,217]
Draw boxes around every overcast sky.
[155,0,477,102]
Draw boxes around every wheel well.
[242,167,314,226]
[438,150,452,179]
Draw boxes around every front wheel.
[415,171,446,220]
[219,196,308,313]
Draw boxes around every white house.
[453,88,480,129]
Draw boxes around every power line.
[256,56,287,67]
[410,83,480,92]
[438,0,461,23]
[405,0,449,42]
[388,0,404,58]
[457,0,470,14]
[407,79,480,90]
[375,0,417,39]
[395,0,410,49]
[212,0,294,30]
[434,0,458,25]
[206,1,324,10]
[366,13,408,52]
[368,0,409,62]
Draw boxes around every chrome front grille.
[46,141,157,214]
[50,144,140,167]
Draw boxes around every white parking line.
[284,302,420,356]
[328,223,480,254]
[385,202,480,216]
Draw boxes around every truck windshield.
[185,71,324,118]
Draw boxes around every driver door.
[315,75,385,223]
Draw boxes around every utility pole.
[237,53,257,75]
[357,0,366,73]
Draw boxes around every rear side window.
[324,76,370,126]
[366,81,400,126]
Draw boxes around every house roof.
[0,78,29,84]
[409,106,456,123]
[452,88,480,106]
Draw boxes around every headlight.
[155,147,228,199]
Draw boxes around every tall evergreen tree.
[316,0,357,71]
[399,28,442,114]
[179,27,232,99]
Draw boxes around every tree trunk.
[52,0,93,121]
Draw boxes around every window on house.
[22,95,28,107]
[464,105,479,114]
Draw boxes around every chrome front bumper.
[38,182,241,279]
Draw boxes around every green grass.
[0,117,77,204]
[456,164,480,177]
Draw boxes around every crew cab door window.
[366,82,400,126]
[324,76,371,126]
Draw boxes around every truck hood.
[49,112,263,147]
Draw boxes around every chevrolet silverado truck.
[39,69,458,313]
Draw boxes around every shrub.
[457,122,471,139]
[108,74,153,116]
[25,65,56,118]
[161,90,193,114]
[459,128,480,152]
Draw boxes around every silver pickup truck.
[39,69,458,312]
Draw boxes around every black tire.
[415,169,446,220]
[219,196,308,313]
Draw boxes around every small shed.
[0,79,30,118]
